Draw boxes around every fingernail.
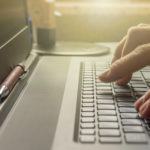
[99,68,119,82]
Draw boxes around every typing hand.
[134,90,150,118]
[98,24,150,118]
[99,24,150,85]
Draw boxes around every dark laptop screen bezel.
[0,0,32,83]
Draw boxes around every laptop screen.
[0,0,32,83]
[0,0,28,47]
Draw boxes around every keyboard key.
[96,83,111,86]
[98,122,119,129]
[83,69,93,72]
[83,87,94,91]
[82,91,94,95]
[82,95,94,99]
[96,91,113,95]
[133,88,148,92]
[130,80,145,84]
[119,107,137,113]
[97,88,112,92]
[132,77,141,80]
[81,123,95,129]
[81,112,95,117]
[120,113,139,119]
[97,104,115,110]
[97,95,113,99]
[131,78,143,82]
[83,78,93,82]
[80,135,96,143]
[134,91,145,97]
[82,99,94,103]
[81,107,94,112]
[81,117,95,123]
[135,95,143,99]
[83,81,93,84]
[125,133,147,143]
[97,100,114,104]
[83,71,93,74]
[98,116,118,122]
[96,86,112,90]
[123,126,144,133]
[99,129,120,137]
[113,84,130,89]
[118,102,134,107]
[80,129,95,135]
[83,75,93,78]
[116,97,135,102]
[97,110,116,116]
[83,73,93,77]
[141,66,150,71]
[82,103,94,107]
[115,93,132,97]
[99,137,122,143]
[142,71,150,79]
[83,85,94,88]
[122,119,142,126]
[132,76,142,80]
[114,88,131,93]
[131,83,147,88]
[96,67,107,71]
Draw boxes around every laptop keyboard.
[78,62,150,144]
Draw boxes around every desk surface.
[0,43,116,150]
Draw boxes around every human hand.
[99,24,150,85]
[134,90,150,118]
[98,24,150,118]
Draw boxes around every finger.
[134,90,150,111]
[99,46,149,82]
[139,99,150,118]
[112,26,150,85]
[122,27,150,57]
[144,90,150,100]
[116,74,132,86]
[134,95,146,111]
[111,36,126,63]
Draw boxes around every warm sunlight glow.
[55,0,150,42]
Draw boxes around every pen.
[0,65,25,101]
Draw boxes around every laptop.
[51,57,150,150]
[0,0,150,150]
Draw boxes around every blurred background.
[28,0,150,43]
